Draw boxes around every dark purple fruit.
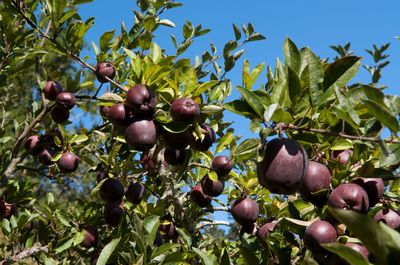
[124,119,157,151]
[212,155,233,177]
[257,219,278,241]
[332,150,353,165]
[100,178,125,203]
[190,124,216,151]
[231,197,259,225]
[0,201,17,219]
[44,81,63,101]
[95,62,116,83]
[304,220,337,253]
[154,230,164,246]
[96,171,109,183]
[201,175,224,197]
[104,203,124,227]
[374,208,400,229]
[125,182,146,204]
[51,107,69,123]
[352,177,384,207]
[327,183,369,212]
[55,92,75,110]
[257,138,308,195]
[58,152,79,173]
[159,221,176,240]
[25,135,43,155]
[37,147,55,165]
[125,84,156,116]
[241,223,257,235]
[99,106,110,118]
[300,161,331,202]
[164,148,186,165]
[170,97,200,122]
[107,103,131,126]
[81,225,97,248]
[344,242,369,260]
[163,129,191,150]
[190,184,212,207]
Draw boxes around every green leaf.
[216,129,234,153]
[176,227,192,247]
[334,86,360,128]
[70,134,89,144]
[143,215,160,245]
[322,243,370,265]
[55,237,74,253]
[151,243,180,259]
[192,80,218,96]
[328,208,400,265]
[363,100,399,133]
[96,237,121,265]
[99,30,115,51]
[284,37,301,73]
[233,24,241,40]
[237,86,265,119]
[193,247,217,265]
[323,56,362,91]
[98,93,124,103]
[287,66,302,104]
[150,42,162,64]
[263,103,279,123]
[233,138,259,162]
[302,48,323,106]
[158,19,175,27]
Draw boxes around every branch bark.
[277,123,400,144]
[0,243,48,264]
[195,220,231,231]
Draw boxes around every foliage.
[0,0,399,264]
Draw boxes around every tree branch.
[277,123,400,144]
[0,243,48,264]
[195,220,231,231]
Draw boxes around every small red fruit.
[58,152,79,173]
[190,184,212,207]
[170,97,200,122]
[95,62,116,83]
[43,81,63,101]
[231,197,259,226]
[51,107,70,123]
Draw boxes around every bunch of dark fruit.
[304,219,371,264]
[190,155,232,207]
[99,177,146,227]
[44,81,76,124]
[25,131,80,173]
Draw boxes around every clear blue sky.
[77,0,399,228]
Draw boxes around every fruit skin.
[190,184,212,207]
[304,220,337,253]
[257,219,278,241]
[81,225,98,248]
[374,208,400,229]
[44,81,63,101]
[37,147,55,165]
[190,124,216,151]
[55,92,75,110]
[170,97,200,122]
[257,138,308,195]
[124,119,157,151]
[125,84,156,116]
[95,62,116,83]
[212,155,233,177]
[352,177,384,207]
[159,221,176,240]
[0,201,17,219]
[164,148,186,165]
[231,197,259,226]
[104,203,125,227]
[25,135,43,155]
[107,103,132,126]
[332,150,353,165]
[300,161,331,203]
[125,182,146,204]
[344,242,369,260]
[51,107,70,123]
[100,106,110,118]
[163,129,191,150]
[58,152,79,173]
[327,183,369,212]
[100,178,125,204]
[241,223,257,235]
[200,175,224,197]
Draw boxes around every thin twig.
[189,162,212,171]
[0,243,48,264]
[277,123,400,144]
[195,220,231,231]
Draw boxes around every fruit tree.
[0,0,399,264]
